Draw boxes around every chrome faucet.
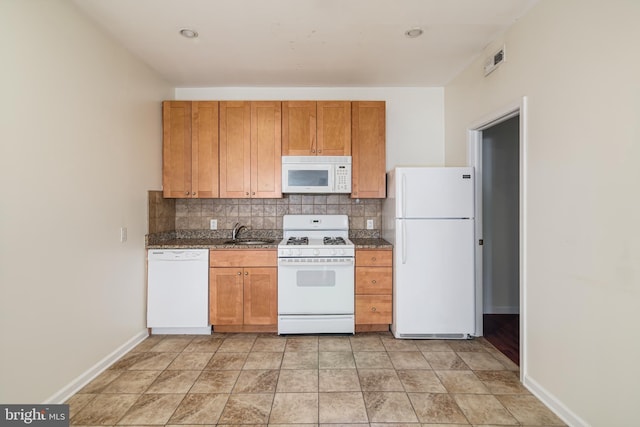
[232,222,247,240]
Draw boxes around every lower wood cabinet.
[356,294,392,324]
[355,248,393,331]
[209,250,277,332]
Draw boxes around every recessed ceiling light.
[179,28,198,39]
[405,28,424,38]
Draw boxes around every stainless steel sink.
[224,238,275,245]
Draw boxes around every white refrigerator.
[382,167,475,339]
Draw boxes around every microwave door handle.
[328,166,335,191]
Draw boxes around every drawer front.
[355,249,392,267]
[210,249,277,267]
[356,267,392,294]
[356,295,392,324]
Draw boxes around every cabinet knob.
[311,149,315,153]
[371,257,377,262]
[318,150,322,153]
[371,279,377,284]
[246,192,249,196]
[185,191,190,195]
[252,192,255,195]
[245,271,248,276]
[371,307,377,312]
[192,192,196,196]
[237,272,241,275]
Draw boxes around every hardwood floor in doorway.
[483,314,519,366]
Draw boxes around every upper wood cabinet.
[162,101,219,198]
[251,102,282,198]
[351,101,386,198]
[219,101,282,198]
[219,101,251,198]
[318,101,351,156]
[282,101,315,155]
[282,101,351,156]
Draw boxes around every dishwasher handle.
[148,249,209,261]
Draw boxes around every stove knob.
[313,249,320,256]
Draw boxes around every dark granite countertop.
[147,238,278,249]
[147,238,391,250]
[351,238,393,249]
[146,230,391,250]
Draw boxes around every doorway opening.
[481,116,520,365]
[468,98,527,372]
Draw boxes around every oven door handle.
[278,258,354,267]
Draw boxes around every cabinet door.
[351,101,386,198]
[282,101,316,155]
[220,101,251,198]
[317,101,351,156]
[356,267,392,295]
[162,101,192,198]
[356,295,392,324]
[251,102,282,198]
[243,267,277,325]
[210,268,244,325]
[192,101,219,198]
[355,249,393,267]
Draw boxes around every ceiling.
[72,0,537,87]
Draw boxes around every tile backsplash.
[148,191,176,233]
[148,191,382,234]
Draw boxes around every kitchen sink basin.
[224,238,275,245]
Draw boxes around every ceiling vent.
[484,45,505,76]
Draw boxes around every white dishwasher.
[147,249,210,335]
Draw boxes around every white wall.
[445,1,640,425]
[0,0,171,402]
[176,87,445,169]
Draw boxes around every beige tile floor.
[67,332,566,426]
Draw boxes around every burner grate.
[323,236,346,245]
[286,237,309,245]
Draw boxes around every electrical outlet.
[209,219,218,230]
[120,227,127,243]
[366,219,374,230]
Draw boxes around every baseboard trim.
[43,329,149,404]
[523,374,589,427]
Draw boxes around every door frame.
[466,96,528,379]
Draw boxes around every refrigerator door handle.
[401,173,407,218]
[401,220,407,264]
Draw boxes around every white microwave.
[282,156,351,193]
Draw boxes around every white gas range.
[277,215,355,334]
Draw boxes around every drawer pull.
[371,279,377,284]
[371,307,377,312]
